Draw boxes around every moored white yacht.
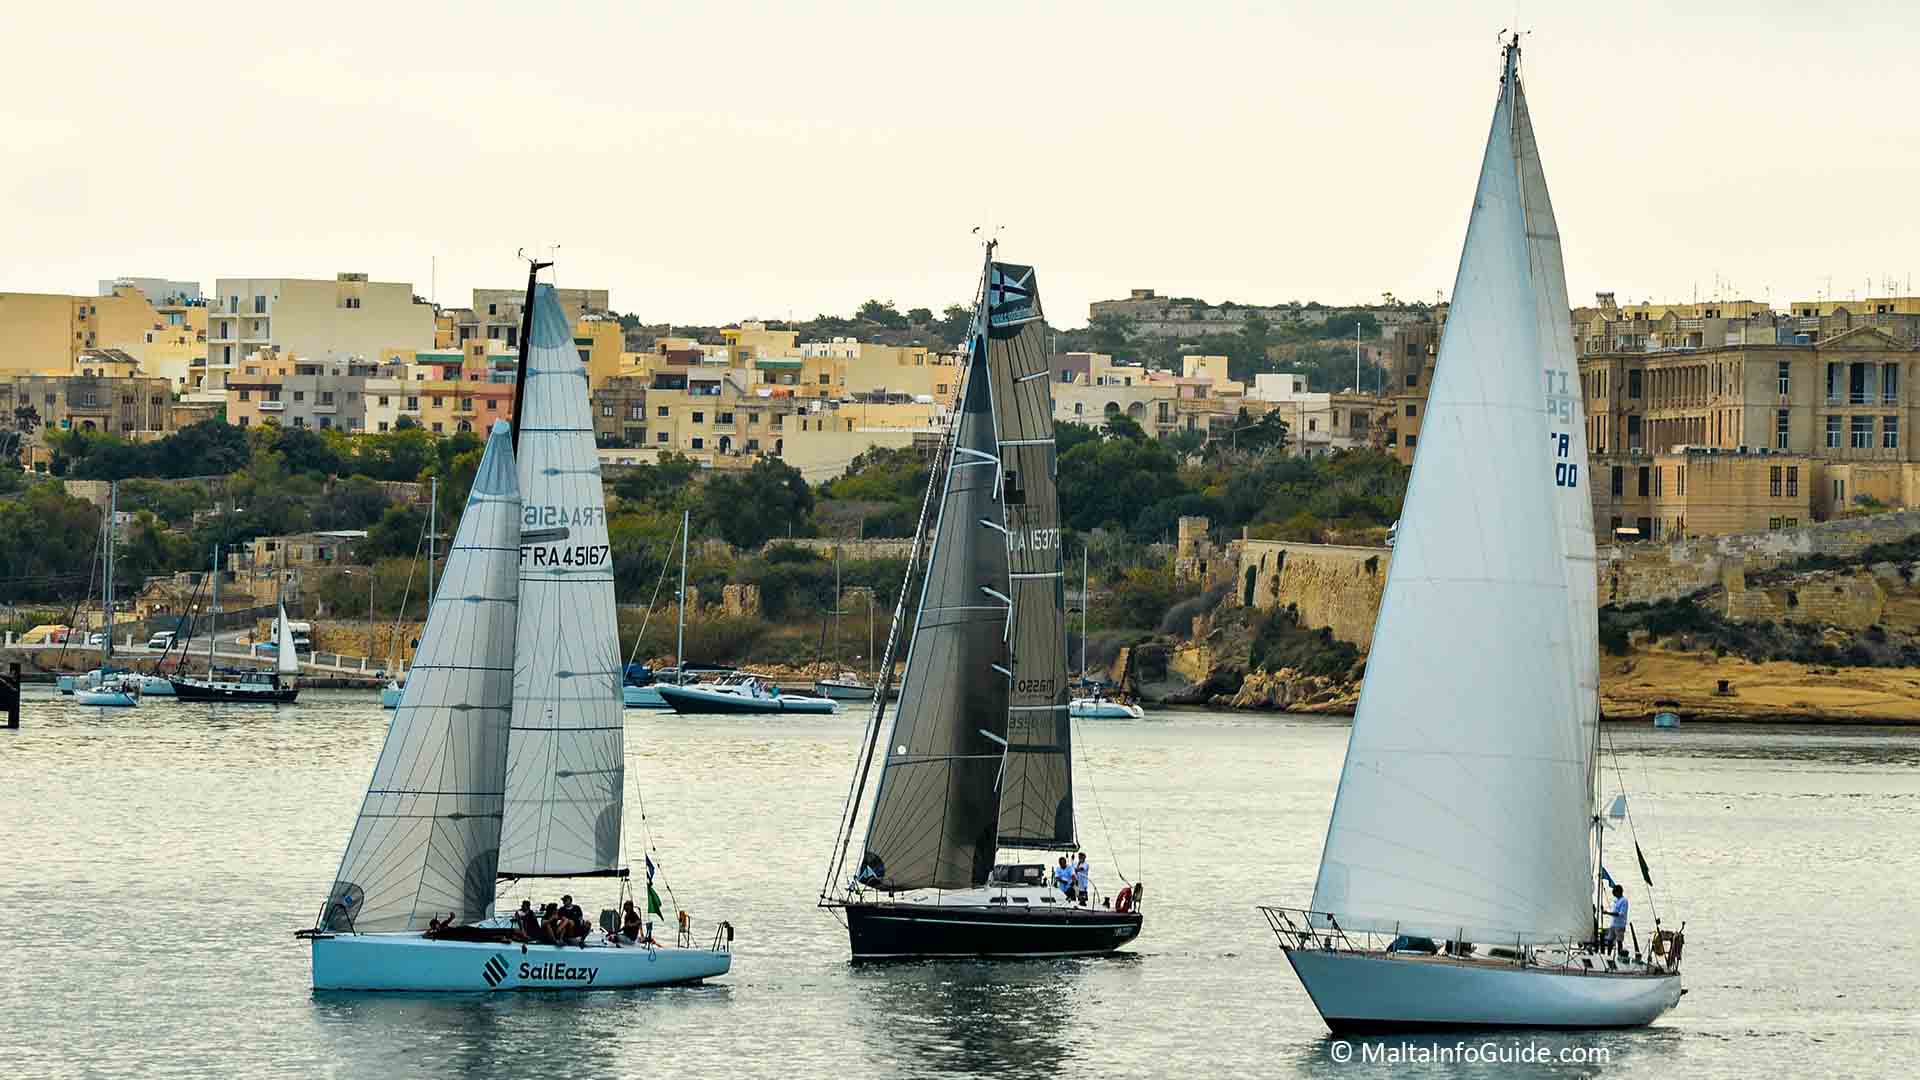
[1258,37,1685,1033]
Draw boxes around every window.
[431,422,444,433]
[319,417,331,430]
[1787,466,1799,496]
[1885,415,1900,449]
[292,390,305,402]
[628,405,643,420]
[656,431,668,444]
[601,404,615,417]
[1776,408,1790,449]
[1826,414,1842,449]
[1610,465,1624,496]
[1784,517,1798,529]
[431,396,444,408]
[1834,478,1845,503]
[1627,370,1643,399]
[657,406,669,418]
[1677,466,1685,496]
[378,395,390,406]
[1778,361,1790,395]
[1637,466,1650,497]
[1827,362,1842,403]
[1074,402,1084,416]
[692,411,704,423]
[238,390,251,402]
[1404,434,1416,448]
[486,399,498,411]
[718,411,734,424]
[746,438,760,451]
[377,421,389,432]
[1626,414,1641,449]
[1852,415,1873,449]
[1406,372,1418,388]
[320,391,335,405]
[406,396,420,411]
[253,295,266,314]
[1886,365,1901,404]
[1769,465,1782,497]
[1850,363,1869,405]
[1405,404,1417,417]
[344,297,362,309]
[1653,467,1662,497]
[293,417,306,428]
[461,398,473,411]
[819,372,831,385]
[1769,517,1782,531]
[691,437,704,450]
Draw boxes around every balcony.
[258,400,285,412]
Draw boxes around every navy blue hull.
[844,902,1142,960]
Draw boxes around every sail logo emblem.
[482,953,510,987]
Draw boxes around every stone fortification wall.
[761,537,916,561]
[1230,540,1389,650]
[1598,509,1920,606]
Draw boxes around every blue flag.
[645,855,656,883]
[1599,865,1615,887]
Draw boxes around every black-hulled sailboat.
[819,247,1144,959]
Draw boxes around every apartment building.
[0,285,206,377]
[793,337,959,403]
[223,350,384,432]
[0,373,175,467]
[777,403,947,483]
[206,273,433,369]
[591,375,649,446]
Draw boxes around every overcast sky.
[7,1,1920,328]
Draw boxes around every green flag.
[647,884,663,917]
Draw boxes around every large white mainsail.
[498,284,626,877]
[320,421,521,932]
[1308,46,1594,946]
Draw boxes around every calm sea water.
[2,689,1916,1078]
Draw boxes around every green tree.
[856,299,908,330]
[934,304,973,347]
[1088,313,1136,357]
[905,306,933,325]
[696,457,814,549]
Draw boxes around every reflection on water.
[2,690,1916,1078]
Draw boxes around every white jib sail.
[276,603,300,675]
[498,284,626,877]
[320,420,522,932]
[1308,47,1594,946]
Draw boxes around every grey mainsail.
[857,255,1073,892]
[498,284,626,877]
[982,264,1074,850]
[320,421,521,932]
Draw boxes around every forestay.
[982,264,1075,851]
[499,285,626,877]
[1308,47,1595,946]
[320,421,522,932]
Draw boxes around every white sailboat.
[382,475,438,710]
[306,270,730,991]
[1068,547,1142,719]
[76,482,141,708]
[1259,38,1684,1032]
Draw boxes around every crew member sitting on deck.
[559,894,589,946]
[513,900,542,942]
[617,900,643,944]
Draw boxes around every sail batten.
[498,284,626,878]
[320,422,522,933]
[1307,46,1595,946]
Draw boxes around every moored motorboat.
[814,674,876,701]
[657,675,837,715]
[76,676,140,707]
[1068,695,1144,720]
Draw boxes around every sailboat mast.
[676,508,689,684]
[1081,544,1089,679]
[104,481,116,663]
[426,477,437,605]
[509,256,552,454]
[207,544,220,677]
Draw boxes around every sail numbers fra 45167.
[521,544,611,568]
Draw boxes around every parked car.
[146,631,177,651]
[87,632,106,647]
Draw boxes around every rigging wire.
[1070,712,1135,889]
[1603,724,1661,927]
[622,515,686,670]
